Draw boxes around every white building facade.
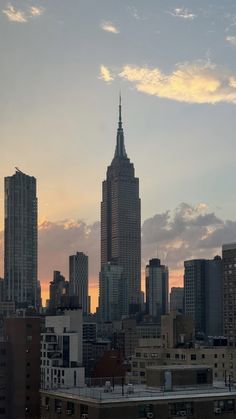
[41,309,84,390]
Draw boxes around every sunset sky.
[1,1,236,310]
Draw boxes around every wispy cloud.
[99,65,114,83]
[29,6,44,17]
[2,4,27,22]
[2,3,44,23]
[100,21,119,34]
[118,60,236,104]
[169,8,197,20]
[226,35,236,46]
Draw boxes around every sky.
[1,0,236,310]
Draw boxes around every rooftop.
[146,365,211,371]
[41,382,236,404]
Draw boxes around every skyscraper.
[69,252,88,315]
[184,257,223,337]
[4,169,38,308]
[101,97,141,313]
[49,271,69,312]
[145,258,169,320]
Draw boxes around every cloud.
[2,3,44,23]
[38,219,100,285]
[119,60,236,104]
[2,4,27,22]
[99,65,114,82]
[100,21,119,34]
[169,8,197,20]
[226,36,236,46]
[29,6,44,17]
[0,203,236,308]
[142,203,229,271]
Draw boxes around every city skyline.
[2,1,236,309]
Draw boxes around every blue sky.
[1,0,236,305]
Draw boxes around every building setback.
[100,97,141,314]
[69,252,88,315]
[4,169,38,308]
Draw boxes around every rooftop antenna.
[15,167,23,174]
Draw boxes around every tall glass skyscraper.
[4,169,38,308]
[101,97,141,313]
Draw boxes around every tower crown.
[114,94,127,159]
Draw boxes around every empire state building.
[101,97,141,313]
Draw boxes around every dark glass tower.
[4,169,38,308]
[101,97,141,313]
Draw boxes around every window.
[197,371,207,384]
[202,354,205,359]
[191,354,196,360]
[214,400,235,413]
[169,402,193,416]
[214,354,218,358]
[214,363,218,368]
[66,402,74,414]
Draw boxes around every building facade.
[101,97,141,314]
[222,243,236,346]
[170,287,184,313]
[49,271,68,312]
[69,252,88,315]
[5,316,41,419]
[41,372,236,419]
[41,309,84,390]
[99,262,125,322]
[145,258,169,321]
[4,169,38,308]
[184,257,223,337]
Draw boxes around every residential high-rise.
[145,258,169,321]
[222,243,236,346]
[101,97,141,314]
[184,257,223,337]
[5,317,41,419]
[41,309,84,390]
[4,169,38,308]
[69,252,88,315]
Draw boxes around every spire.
[114,93,127,159]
